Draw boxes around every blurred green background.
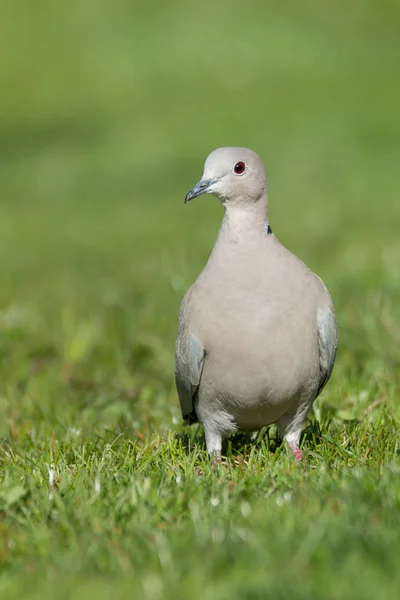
[0,1,400,598]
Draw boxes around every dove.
[175,147,337,460]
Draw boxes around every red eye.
[234,161,245,174]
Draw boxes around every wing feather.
[316,305,338,396]
[174,291,205,422]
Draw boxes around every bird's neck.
[220,196,270,237]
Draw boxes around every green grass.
[1,0,400,598]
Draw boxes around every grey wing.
[175,334,205,422]
[316,305,338,396]
[174,292,205,422]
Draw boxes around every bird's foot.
[289,442,303,462]
[211,453,223,470]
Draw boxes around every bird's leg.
[204,428,222,460]
[196,402,228,460]
[277,413,304,462]
[288,441,303,462]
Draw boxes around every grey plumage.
[175,147,337,460]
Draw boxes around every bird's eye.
[234,161,245,175]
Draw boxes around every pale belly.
[189,247,322,429]
[196,312,320,430]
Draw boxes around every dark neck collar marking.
[266,224,272,235]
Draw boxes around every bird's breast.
[190,257,319,405]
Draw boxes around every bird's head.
[185,147,267,206]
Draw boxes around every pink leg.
[289,442,303,462]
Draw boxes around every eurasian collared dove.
[175,147,337,460]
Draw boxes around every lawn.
[1,1,400,598]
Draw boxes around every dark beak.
[184,179,216,203]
